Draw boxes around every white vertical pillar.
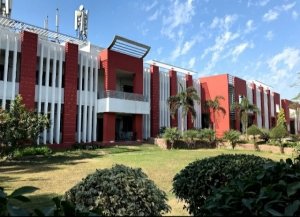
[49,47,57,144]
[88,56,93,142]
[37,42,44,145]
[11,36,17,99]
[82,54,88,143]
[77,53,83,142]
[55,47,63,144]
[43,46,51,144]
[2,34,9,109]
[93,57,98,141]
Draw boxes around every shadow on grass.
[103,146,142,155]
[0,151,103,174]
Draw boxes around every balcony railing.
[99,90,147,102]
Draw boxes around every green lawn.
[0,144,294,216]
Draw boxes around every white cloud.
[188,57,196,68]
[244,19,255,33]
[259,0,270,7]
[161,0,195,39]
[263,9,279,22]
[157,47,163,55]
[268,48,300,82]
[148,10,160,21]
[292,11,299,20]
[171,37,198,60]
[281,2,296,11]
[231,42,254,61]
[209,14,238,30]
[247,0,270,7]
[144,1,158,12]
[265,31,274,41]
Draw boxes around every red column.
[150,65,160,137]
[103,113,115,142]
[266,90,271,128]
[62,42,78,147]
[19,31,38,110]
[273,92,280,123]
[259,86,265,128]
[133,114,143,141]
[170,69,178,128]
[186,74,194,129]
[251,83,257,125]
[234,77,247,131]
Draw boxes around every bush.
[65,164,170,216]
[172,154,273,216]
[270,124,289,153]
[158,126,166,138]
[259,128,270,143]
[198,128,215,142]
[0,95,49,157]
[201,159,300,216]
[13,146,52,159]
[0,186,96,216]
[162,127,180,149]
[223,130,241,149]
[182,129,199,148]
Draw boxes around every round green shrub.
[64,164,171,216]
[172,154,274,216]
[201,159,300,216]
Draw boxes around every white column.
[43,46,51,144]
[55,48,63,144]
[49,47,57,144]
[93,57,98,141]
[88,56,93,142]
[77,53,83,142]
[82,54,88,143]
[2,34,9,109]
[11,36,17,99]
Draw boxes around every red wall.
[186,74,194,129]
[170,69,178,128]
[233,77,247,131]
[100,49,144,142]
[19,31,38,110]
[273,92,280,122]
[62,42,78,147]
[201,74,230,137]
[266,90,271,128]
[281,99,291,130]
[150,65,160,137]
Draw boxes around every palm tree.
[168,84,200,133]
[231,96,259,136]
[205,96,226,132]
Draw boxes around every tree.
[223,130,241,149]
[0,95,49,156]
[205,95,226,132]
[247,125,261,150]
[270,124,288,153]
[162,127,180,149]
[231,96,259,136]
[168,85,200,133]
[277,108,286,127]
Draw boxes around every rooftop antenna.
[44,15,48,30]
[74,4,88,41]
[55,8,59,42]
[0,0,12,18]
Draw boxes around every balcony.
[97,90,150,114]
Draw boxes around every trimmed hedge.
[65,164,170,216]
[201,159,300,216]
[172,154,274,216]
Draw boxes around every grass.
[0,144,294,216]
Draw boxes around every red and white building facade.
[0,16,299,148]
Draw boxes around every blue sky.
[12,0,300,100]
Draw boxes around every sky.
[11,0,300,100]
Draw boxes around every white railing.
[99,90,147,102]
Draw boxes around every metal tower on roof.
[0,0,12,18]
[74,4,88,41]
